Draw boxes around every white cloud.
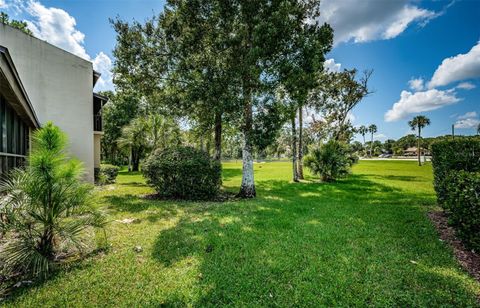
[0,0,7,8]
[374,133,387,140]
[318,0,438,45]
[324,58,341,73]
[25,1,90,59]
[455,118,480,129]
[458,111,477,120]
[385,89,461,122]
[428,41,480,88]
[408,77,424,91]
[455,111,479,129]
[92,52,113,91]
[6,0,114,91]
[456,82,476,90]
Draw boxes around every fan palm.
[357,125,368,153]
[0,122,105,278]
[368,124,377,157]
[408,115,431,166]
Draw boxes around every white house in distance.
[0,23,107,182]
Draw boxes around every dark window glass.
[0,95,32,176]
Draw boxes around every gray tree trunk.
[291,114,299,182]
[418,127,421,166]
[213,111,222,161]
[297,106,304,180]
[238,84,256,198]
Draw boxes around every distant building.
[0,23,107,182]
[404,147,429,156]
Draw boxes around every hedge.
[95,164,120,184]
[431,138,480,205]
[142,146,221,200]
[444,171,480,251]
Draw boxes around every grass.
[3,161,480,306]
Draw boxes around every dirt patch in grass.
[429,211,480,282]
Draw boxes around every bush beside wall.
[142,146,221,200]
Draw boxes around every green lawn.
[4,161,480,306]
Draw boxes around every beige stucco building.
[0,23,107,182]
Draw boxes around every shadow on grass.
[3,171,477,306]
[147,176,477,306]
[222,167,242,181]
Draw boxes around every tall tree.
[101,91,141,165]
[368,124,377,157]
[477,123,480,135]
[117,118,148,172]
[408,115,431,166]
[278,20,333,181]
[358,125,368,150]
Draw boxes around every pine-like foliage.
[0,122,105,279]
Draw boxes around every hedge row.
[431,138,480,251]
[431,139,480,205]
[444,171,480,250]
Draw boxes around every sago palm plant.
[0,122,105,278]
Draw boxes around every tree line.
[102,0,372,198]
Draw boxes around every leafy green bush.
[100,164,120,184]
[142,146,222,200]
[0,122,105,279]
[95,164,120,185]
[304,140,357,182]
[444,171,480,251]
[431,139,480,205]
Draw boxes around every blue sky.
[1,0,479,140]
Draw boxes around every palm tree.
[358,125,368,153]
[408,115,431,166]
[368,124,377,157]
[117,118,148,172]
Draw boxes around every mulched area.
[428,211,480,282]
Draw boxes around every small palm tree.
[358,125,368,152]
[408,115,431,166]
[368,124,377,157]
[0,122,105,278]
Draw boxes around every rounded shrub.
[304,140,357,182]
[100,164,120,184]
[142,146,222,200]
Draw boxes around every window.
[0,95,30,175]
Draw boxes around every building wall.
[0,24,95,182]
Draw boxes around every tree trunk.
[132,149,140,172]
[297,106,304,180]
[128,146,132,172]
[238,84,256,198]
[417,127,421,166]
[213,111,222,161]
[370,133,375,157]
[291,113,299,182]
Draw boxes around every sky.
[0,0,479,140]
